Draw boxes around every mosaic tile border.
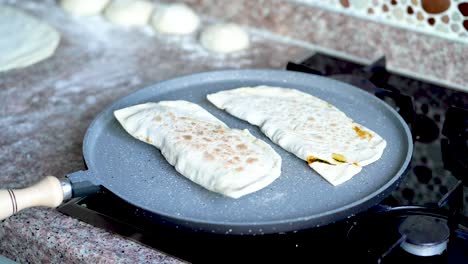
[296,0,468,43]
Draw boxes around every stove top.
[58,53,468,263]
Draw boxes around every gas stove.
[58,53,468,263]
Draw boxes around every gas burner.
[398,215,450,257]
[345,180,467,263]
[345,204,468,263]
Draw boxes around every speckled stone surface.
[0,208,183,263]
[180,0,468,92]
[0,0,308,263]
[0,0,466,263]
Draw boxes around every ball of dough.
[200,23,250,54]
[151,3,200,35]
[104,0,154,27]
[60,0,110,16]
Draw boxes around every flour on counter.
[0,0,309,190]
[0,0,309,73]
[0,1,313,262]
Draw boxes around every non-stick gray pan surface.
[68,69,413,234]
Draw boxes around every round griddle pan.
[2,70,413,234]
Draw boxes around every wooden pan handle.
[0,176,65,221]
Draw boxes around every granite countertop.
[0,0,466,263]
[179,0,468,92]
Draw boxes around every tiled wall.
[296,0,468,43]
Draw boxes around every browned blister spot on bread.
[236,144,248,150]
[204,152,214,161]
[306,156,333,165]
[246,157,258,164]
[331,153,347,163]
[353,126,373,140]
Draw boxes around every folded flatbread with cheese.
[207,86,387,186]
[114,100,282,198]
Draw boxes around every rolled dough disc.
[0,6,60,72]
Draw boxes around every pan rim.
[81,69,413,231]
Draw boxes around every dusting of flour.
[0,0,309,187]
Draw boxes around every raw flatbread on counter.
[114,101,282,198]
[207,86,387,186]
[0,6,60,72]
